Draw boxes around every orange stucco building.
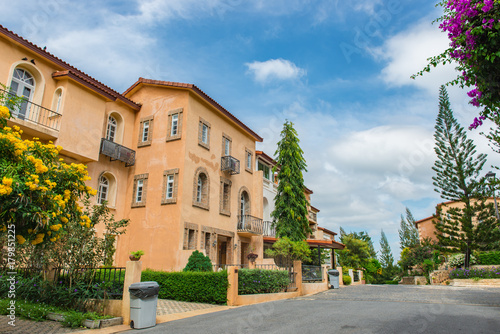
[1,25,343,271]
[415,198,498,243]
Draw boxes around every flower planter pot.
[100,317,123,328]
[129,255,141,261]
[82,319,101,329]
[47,312,123,329]
[47,312,65,322]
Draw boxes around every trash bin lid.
[129,281,160,299]
[328,269,340,276]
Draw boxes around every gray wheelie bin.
[129,281,159,329]
[328,269,340,289]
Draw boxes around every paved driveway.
[126,285,500,334]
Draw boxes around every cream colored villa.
[0,25,343,271]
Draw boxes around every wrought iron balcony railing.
[263,220,276,237]
[100,138,136,167]
[237,215,263,235]
[221,155,240,175]
[2,89,61,131]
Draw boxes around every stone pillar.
[122,260,142,326]
[337,267,343,285]
[321,265,328,284]
[248,261,256,269]
[227,266,239,306]
[294,260,303,295]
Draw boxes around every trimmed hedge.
[477,251,500,265]
[343,275,351,285]
[141,270,228,304]
[238,269,289,295]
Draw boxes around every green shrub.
[142,269,228,304]
[183,250,213,272]
[477,251,500,265]
[343,275,351,285]
[0,299,55,321]
[448,254,477,268]
[238,269,289,295]
[0,275,112,311]
[449,266,500,279]
[384,280,399,285]
[62,311,85,328]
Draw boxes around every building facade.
[1,24,343,271]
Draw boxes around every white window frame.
[97,175,109,205]
[142,120,150,142]
[224,138,230,156]
[202,124,208,144]
[171,114,178,136]
[166,175,174,199]
[197,176,203,202]
[136,179,144,203]
[106,116,117,142]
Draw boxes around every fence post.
[321,265,328,284]
[227,266,239,306]
[121,260,142,326]
[248,261,256,269]
[294,260,303,296]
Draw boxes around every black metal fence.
[212,264,249,271]
[302,265,323,282]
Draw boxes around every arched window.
[240,191,250,217]
[10,68,35,119]
[98,175,109,205]
[106,115,117,142]
[52,88,63,115]
[193,167,210,210]
[97,172,117,207]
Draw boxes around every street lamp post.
[486,171,500,220]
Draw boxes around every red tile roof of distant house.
[0,24,141,111]
[256,151,277,165]
[124,78,263,142]
[318,226,337,236]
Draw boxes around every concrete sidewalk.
[1,299,232,334]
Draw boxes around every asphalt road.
[125,285,500,334]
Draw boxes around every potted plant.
[247,247,258,262]
[129,250,144,261]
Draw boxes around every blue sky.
[3,0,499,260]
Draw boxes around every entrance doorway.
[241,242,250,265]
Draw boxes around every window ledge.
[193,202,209,211]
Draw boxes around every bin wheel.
[130,320,134,329]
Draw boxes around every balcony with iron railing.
[221,155,240,175]
[263,220,276,237]
[2,89,61,138]
[237,215,263,237]
[100,138,136,167]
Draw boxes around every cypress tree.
[272,120,311,241]
[432,86,498,266]
[398,208,420,250]
[379,229,394,268]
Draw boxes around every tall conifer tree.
[272,121,311,241]
[398,208,420,250]
[432,86,498,265]
[379,229,394,268]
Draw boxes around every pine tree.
[399,208,420,250]
[379,229,394,268]
[432,86,499,265]
[271,121,311,241]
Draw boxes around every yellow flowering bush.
[0,87,96,245]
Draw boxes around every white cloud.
[372,19,457,95]
[245,58,306,83]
